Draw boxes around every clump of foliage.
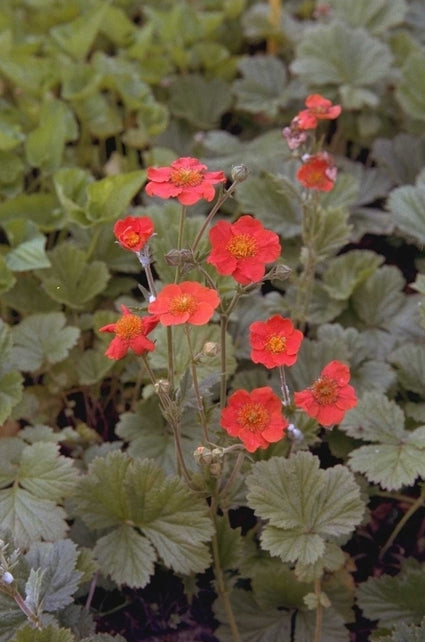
[1,1,425,641]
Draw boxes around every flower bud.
[194,446,213,465]
[165,249,194,267]
[154,379,170,395]
[231,164,249,183]
[287,423,303,442]
[1,571,13,584]
[202,341,219,357]
[267,263,292,282]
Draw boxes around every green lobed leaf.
[0,254,16,296]
[0,193,64,232]
[322,250,383,300]
[351,266,405,328]
[374,618,425,642]
[0,371,23,425]
[291,22,392,100]
[307,206,351,263]
[329,0,407,34]
[235,172,302,238]
[396,52,425,121]
[10,626,74,642]
[168,74,232,129]
[357,560,425,627]
[389,343,425,394]
[372,134,425,185]
[84,171,146,225]
[11,312,80,371]
[233,55,288,118]
[3,220,51,272]
[74,452,214,585]
[75,349,114,386]
[94,525,156,588]
[341,393,425,490]
[39,244,109,310]
[387,184,425,246]
[246,452,365,566]
[25,540,82,612]
[49,2,109,61]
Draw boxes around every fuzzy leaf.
[11,312,80,371]
[396,52,425,121]
[342,393,425,490]
[291,22,392,101]
[387,184,425,245]
[84,171,146,225]
[11,626,74,642]
[329,0,407,34]
[372,134,425,185]
[376,619,425,642]
[322,250,383,300]
[233,55,288,117]
[0,255,16,295]
[235,172,302,238]
[168,74,232,129]
[94,525,156,589]
[389,343,425,394]
[0,193,63,231]
[3,220,51,272]
[357,560,425,626]
[39,245,109,310]
[25,540,82,612]
[74,452,213,586]
[50,2,109,61]
[246,452,365,565]
[75,349,114,386]
[0,371,23,424]
[306,207,351,262]
[351,266,405,328]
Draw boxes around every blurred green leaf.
[169,74,232,129]
[50,2,109,61]
[75,349,114,386]
[329,0,407,34]
[0,193,64,231]
[351,266,405,328]
[39,244,109,309]
[11,312,80,371]
[387,184,425,245]
[0,115,25,151]
[389,343,425,394]
[72,92,123,139]
[375,618,425,642]
[322,250,383,300]
[291,22,392,106]
[26,99,78,172]
[233,55,288,117]
[4,220,51,271]
[308,207,351,262]
[11,626,74,642]
[372,134,425,185]
[0,254,16,295]
[396,52,425,121]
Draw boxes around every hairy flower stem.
[293,195,319,332]
[278,365,291,406]
[166,326,175,393]
[218,450,245,498]
[219,290,242,409]
[314,578,323,642]
[210,498,242,642]
[379,486,425,560]
[175,205,186,283]
[13,590,42,629]
[184,326,210,442]
[191,181,239,255]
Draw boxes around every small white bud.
[1,571,14,584]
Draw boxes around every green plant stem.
[184,325,209,442]
[218,450,245,498]
[210,498,242,642]
[379,487,425,559]
[278,365,291,406]
[175,205,187,283]
[85,224,102,261]
[144,258,157,299]
[166,326,175,393]
[14,590,42,629]
[219,290,242,409]
[293,194,319,332]
[191,181,239,255]
[314,578,323,642]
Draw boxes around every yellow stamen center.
[226,234,257,259]
[237,402,269,433]
[312,377,338,405]
[170,168,203,187]
[265,334,286,354]
[115,314,143,339]
[169,294,197,316]
[121,230,140,248]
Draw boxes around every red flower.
[296,152,337,192]
[99,305,159,360]
[296,94,341,130]
[207,215,281,285]
[145,157,226,206]
[294,360,357,426]
[113,216,154,252]
[249,315,303,368]
[148,281,220,326]
[220,386,288,452]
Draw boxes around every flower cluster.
[101,133,356,456]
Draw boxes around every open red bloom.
[99,305,159,360]
[207,215,281,285]
[220,386,288,452]
[249,315,303,368]
[294,360,357,426]
[296,152,337,192]
[296,94,341,130]
[145,157,226,206]
[113,216,154,252]
[148,281,220,326]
